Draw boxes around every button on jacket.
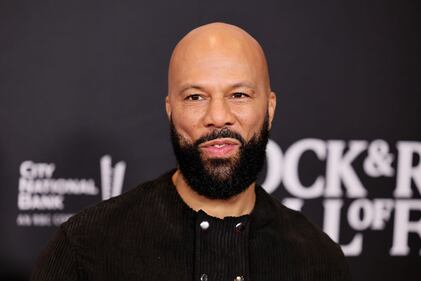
[31,170,351,281]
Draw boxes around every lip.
[199,138,241,148]
[199,138,241,158]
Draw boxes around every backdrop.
[1,1,420,280]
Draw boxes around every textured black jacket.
[31,170,351,281]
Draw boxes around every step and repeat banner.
[1,1,420,280]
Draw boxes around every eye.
[231,92,249,99]
[185,94,203,101]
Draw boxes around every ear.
[165,95,171,120]
[268,91,276,130]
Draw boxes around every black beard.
[170,116,269,200]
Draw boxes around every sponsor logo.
[100,155,126,201]
[16,155,126,227]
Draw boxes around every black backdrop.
[1,1,420,280]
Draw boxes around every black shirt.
[31,170,351,281]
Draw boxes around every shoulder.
[257,186,339,250]
[255,186,350,275]
[60,170,173,240]
[275,194,342,254]
[252,186,351,279]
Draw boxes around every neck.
[171,169,256,219]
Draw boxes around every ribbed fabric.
[195,210,250,280]
[30,170,351,281]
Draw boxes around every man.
[31,22,351,281]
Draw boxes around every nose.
[203,97,235,128]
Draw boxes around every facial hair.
[170,115,269,200]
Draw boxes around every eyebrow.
[180,84,204,93]
[179,82,256,94]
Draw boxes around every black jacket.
[31,170,351,281]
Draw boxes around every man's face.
[166,27,276,198]
[167,51,274,151]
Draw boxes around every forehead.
[177,54,258,83]
[169,43,266,90]
[168,24,271,94]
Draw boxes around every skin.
[166,22,276,218]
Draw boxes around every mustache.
[194,128,245,147]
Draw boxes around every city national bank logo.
[16,155,126,227]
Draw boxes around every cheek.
[232,106,267,139]
[171,107,204,139]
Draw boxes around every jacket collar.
[161,169,279,233]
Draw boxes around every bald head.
[168,22,271,95]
